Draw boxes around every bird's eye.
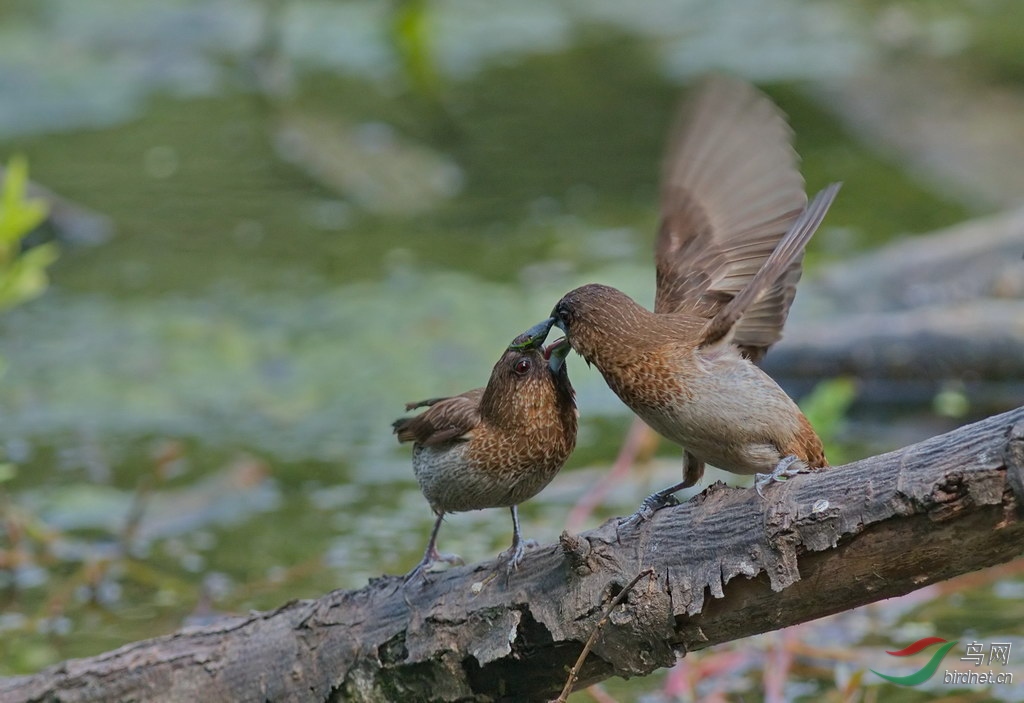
[555,302,571,323]
[514,358,531,375]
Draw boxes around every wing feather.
[701,184,841,350]
[392,388,484,446]
[654,75,809,357]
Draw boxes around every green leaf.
[801,377,857,436]
[0,155,48,250]
[0,156,55,310]
[392,0,440,97]
[800,377,858,464]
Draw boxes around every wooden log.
[3,407,1023,702]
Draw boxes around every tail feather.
[392,417,417,443]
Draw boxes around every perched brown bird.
[393,320,577,577]
[544,76,840,522]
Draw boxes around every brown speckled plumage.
[394,324,576,575]
[547,76,839,514]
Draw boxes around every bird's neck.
[571,304,662,370]
[479,381,574,438]
[573,310,707,409]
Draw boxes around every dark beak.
[508,318,555,351]
[545,337,570,372]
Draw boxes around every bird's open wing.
[392,388,484,446]
[654,75,808,359]
[701,184,840,352]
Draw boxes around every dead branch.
[3,407,1023,703]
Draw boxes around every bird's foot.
[502,542,526,574]
[501,538,538,574]
[754,455,808,498]
[620,491,681,527]
[404,551,464,585]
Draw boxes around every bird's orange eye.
[514,358,531,375]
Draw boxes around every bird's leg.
[405,513,463,583]
[754,455,808,497]
[501,505,534,574]
[681,450,705,488]
[621,451,704,526]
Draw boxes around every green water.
[2,1,1021,700]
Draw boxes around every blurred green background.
[1,0,1022,700]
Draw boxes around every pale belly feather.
[412,441,564,514]
[630,350,804,475]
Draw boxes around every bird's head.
[481,318,576,426]
[548,284,647,368]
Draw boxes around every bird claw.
[404,552,464,584]
[502,541,527,574]
[620,491,681,527]
[754,455,808,498]
[500,535,542,574]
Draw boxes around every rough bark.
[3,407,1024,703]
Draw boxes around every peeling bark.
[3,407,1024,703]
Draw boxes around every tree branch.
[4,407,1023,703]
